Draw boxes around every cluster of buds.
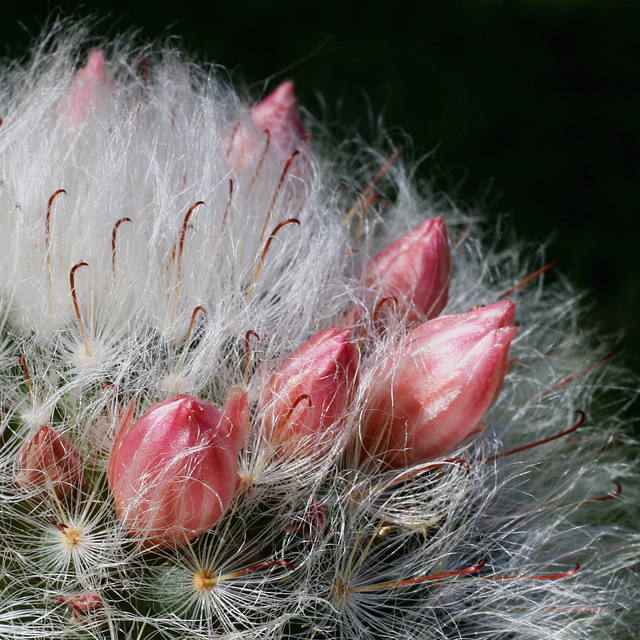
[104,209,515,548]
[0,23,636,640]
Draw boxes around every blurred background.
[1,0,638,404]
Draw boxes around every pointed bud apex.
[361,301,517,467]
[250,81,309,160]
[229,81,308,170]
[57,592,104,624]
[16,425,83,499]
[107,389,249,549]
[260,328,358,456]
[67,50,110,126]
[361,217,450,324]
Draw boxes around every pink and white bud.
[361,301,517,467]
[107,389,249,549]
[66,50,110,126]
[250,80,309,160]
[230,80,308,169]
[260,328,358,456]
[16,425,83,500]
[57,592,104,623]
[353,217,450,327]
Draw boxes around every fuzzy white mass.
[0,18,637,640]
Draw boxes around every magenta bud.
[57,592,104,623]
[107,389,249,549]
[16,425,83,500]
[260,328,358,456]
[361,217,450,324]
[250,80,309,160]
[361,301,517,467]
[230,81,308,169]
[67,50,110,126]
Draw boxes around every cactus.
[0,19,637,640]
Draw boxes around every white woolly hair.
[0,17,637,640]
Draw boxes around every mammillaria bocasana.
[0,19,637,640]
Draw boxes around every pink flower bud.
[359,217,450,325]
[15,425,83,499]
[260,328,358,456]
[250,80,309,161]
[361,301,517,467]
[57,592,104,623]
[229,81,308,169]
[67,50,110,126]
[107,389,249,549]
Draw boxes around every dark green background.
[2,1,639,399]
